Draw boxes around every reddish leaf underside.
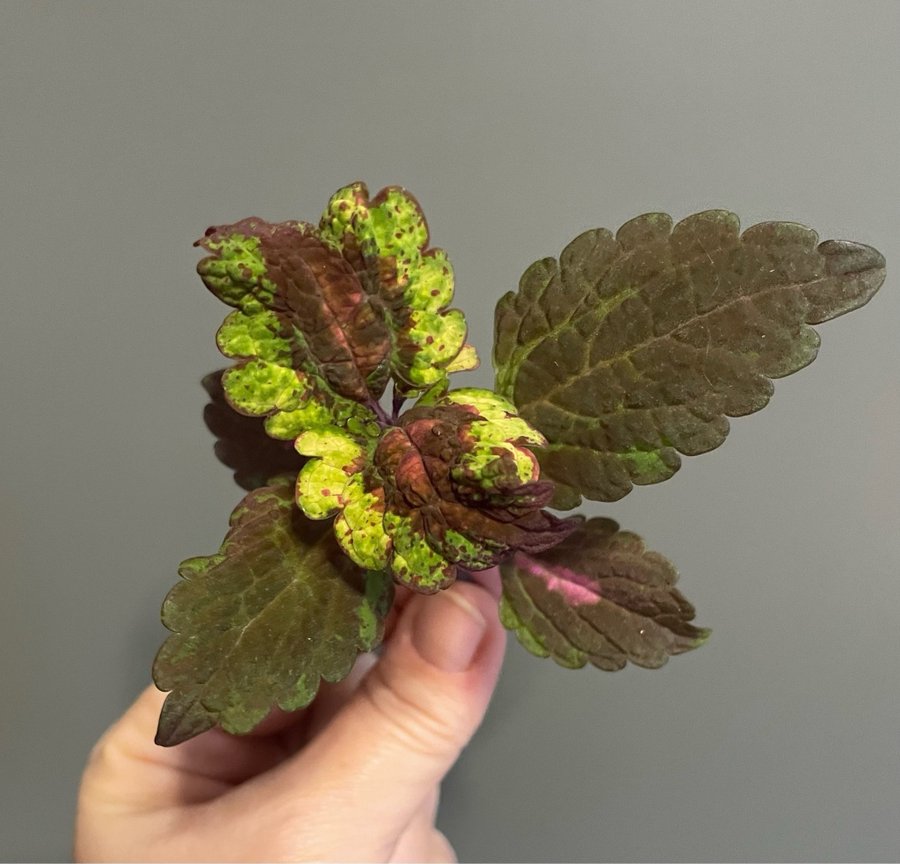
[500,517,710,670]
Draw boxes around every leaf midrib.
[192,526,333,714]
[516,266,833,415]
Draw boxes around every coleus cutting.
[153,182,886,746]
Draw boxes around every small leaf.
[293,388,576,592]
[222,359,309,415]
[499,517,709,671]
[153,481,393,746]
[494,213,885,504]
[446,342,480,374]
[294,427,368,519]
[319,182,477,395]
[197,217,392,403]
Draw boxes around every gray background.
[2,1,899,860]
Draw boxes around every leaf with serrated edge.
[319,182,478,395]
[153,481,392,746]
[494,212,885,504]
[499,517,709,670]
[198,217,392,403]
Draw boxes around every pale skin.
[75,571,506,862]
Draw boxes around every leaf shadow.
[201,368,306,491]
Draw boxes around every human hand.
[75,572,506,862]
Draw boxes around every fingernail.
[411,588,488,673]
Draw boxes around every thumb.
[256,576,506,847]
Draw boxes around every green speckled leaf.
[153,481,393,746]
[222,359,309,416]
[199,218,391,401]
[366,395,576,592]
[383,510,456,591]
[334,486,392,571]
[500,517,709,671]
[217,309,292,363]
[294,428,368,519]
[494,213,885,504]
[319,182,478,395]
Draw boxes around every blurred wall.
[2,2,899,860]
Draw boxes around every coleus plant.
[153,182,885,746]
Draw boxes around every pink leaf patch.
[500,517,709,670]
[526,559,601,607]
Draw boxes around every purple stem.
[367,398,392,428]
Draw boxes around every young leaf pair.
[153,182,885,746]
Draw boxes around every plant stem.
[368,398,392,428]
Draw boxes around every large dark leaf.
[500,517,709,670]
[153,481,393,746]
[494,213,885,504]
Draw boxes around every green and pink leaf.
[500,518,710,670]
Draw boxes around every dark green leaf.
[499,517,709,670]
[494,213,885,504]
[153,481,393,746]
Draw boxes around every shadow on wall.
[200,369,306,491]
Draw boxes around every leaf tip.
[153,725,177,748]
[693,627,712,646]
